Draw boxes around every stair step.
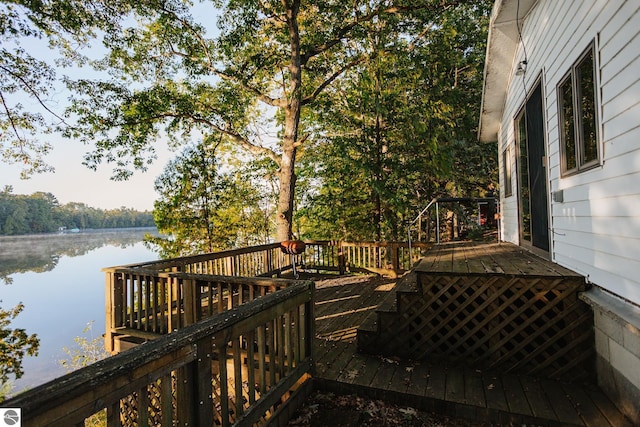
[358,310,378,333]
[357,272,419,350]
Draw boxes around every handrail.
[5,280,315,427]
[104,241,431,351]
[105,242,284,272]
[104,240,430,276]
[408,197,499,257]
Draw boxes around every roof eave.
[478,0,539,143]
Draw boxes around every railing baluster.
[138,385,149,427]
[217,281,224,313]
[294,306,301,364]
[174,276,182,330]
[257,323,267,394]
[196,337,213,426]
[285,311,293,372]
[161,373,173,426]
[232,337,243,418]
[137,274,143,330]
[217,340,230,427]
[106,400,121,427]
[268,319,277,387]
[276,316,285,381]
[246,329,256,404]
[120,273,127,331]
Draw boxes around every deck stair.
[357,241,596,384]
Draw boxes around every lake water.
[0,229,159,394]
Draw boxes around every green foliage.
[59,321,109,372]
[147,141,272,257]
[297,0,496,241]
[6,0,498,242]
[0,301,39,384]
[0,381,12,403]
[59,321,109,427]
[0,186,155,235]
[61,0,485,241]
[0,0,128,178]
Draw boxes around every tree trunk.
[276,0,302,242]
[276,140,296,242]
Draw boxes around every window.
[558,42,600,175]
[502,146,513,197]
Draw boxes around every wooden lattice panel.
[118,377,174,426]
[362,272,595,384]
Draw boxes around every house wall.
[499,0,640,305]
[496,1,640,422]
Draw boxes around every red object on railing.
[280,240,306,255]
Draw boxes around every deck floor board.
[307,242,632,426]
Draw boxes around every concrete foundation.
[581,287,640,425]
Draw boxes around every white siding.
[498,0,640,305]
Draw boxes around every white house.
[478,0,640,423]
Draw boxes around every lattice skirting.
[359,273,595,384]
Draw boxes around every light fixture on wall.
[516,60,528,76]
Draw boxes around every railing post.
[338,241,346,275]
[176,364,196,426]
[226,255,235,277]
[194,337,214,427]
[183,277,197,325]
[391,243,400,273]
[105,269,122,354]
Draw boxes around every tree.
[147,140,271,258]
[298,1,495,241]
[65,0,467,241]
[0,188,154,235]
[0,0,127,177]
[0,302,39,385]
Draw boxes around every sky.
[1,139,172,212]
[1,9,180,212]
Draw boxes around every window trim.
[557,41,601,177]
[502,145,513,197]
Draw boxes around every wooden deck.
[357,241,596,384]
[308,244,632,427]
[413,241,583,277]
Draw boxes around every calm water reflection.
[0,229,159,393]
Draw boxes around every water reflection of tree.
[0,228,158,284]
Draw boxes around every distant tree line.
[0,187,155,235]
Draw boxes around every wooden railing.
[104,240,430,349]
[104,240,430,351]
[337,241,429,274]
[290,240,431,275]
[5,280,315,427]
[5,240,430,426]
[105,240,431,277]
[104,272,296,352]
[108,242,288,277]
